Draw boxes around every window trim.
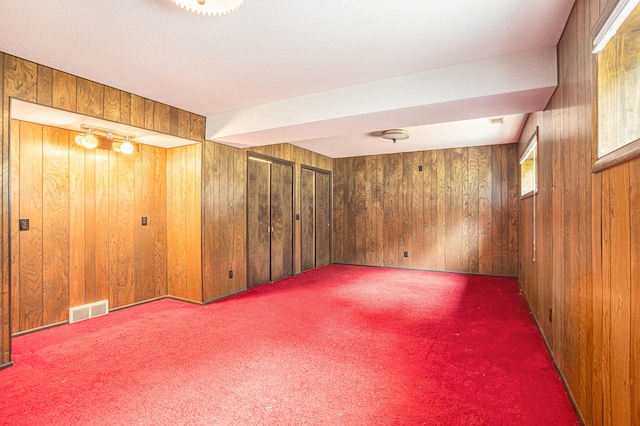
[519,127,538,200]
[591,0,640,172]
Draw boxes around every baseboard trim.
[12,320,69,337]
[0,361,14,370]
[203,289,248,305]
[331,262,518,279]
[517,282,586,426]
[165,295,204,306]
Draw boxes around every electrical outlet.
[404,251,408,257]
[229,270,233,279]
[295,213,300,220]
[418,165,423,172]
[142,216,148,226]
[19,218,29,231]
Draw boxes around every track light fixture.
[75,125,137,154]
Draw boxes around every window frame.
[520,127,538,199]
[591,0,640,172]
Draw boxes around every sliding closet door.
[300,167,331,271]
[300,169,315,272]
[270,162,294,282]
[315,171,331,268]
[247,158,271,287]
[247,156,294,287]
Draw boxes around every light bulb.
[82,134,98,149]
[75,134,86,147]
[120,141,134,155]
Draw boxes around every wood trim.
[591,0,620,38]
[203,288,248,305]
[593,137,640,173]
[520,189,538,200]
[11,320,68,337]
[247,151,295,167]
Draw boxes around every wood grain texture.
[37,65,53,106]
[269,162,294,282]
[165,144,202,302]
[144,99,154,131]
[119,92,131,125]
[300,168,315,271]
[94,147,110,302]
[202,141,215,301]
[68,132,86,309]
[9,120,20,337]
[153,147,167,298]
[153,103,171,134]
[42,126,69,324]
[103,87,120,122]
[1,52,204,349]
[9,122,174,333]
[247,157,271,287]
[52,70,76,111]
[130,95,145,128]
[517,1,640,423]
[177,110,191,139]
[76,78,103,118]
[315,171,331,268]
[333,145,516,276]
[84,149,96,303]
[4,55,37,102]
[18,121,43,330]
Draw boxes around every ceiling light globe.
[120,141,134,155]
[82,134,99,149]
[171,0,244,16]
[75,134,86,147]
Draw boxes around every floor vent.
[69,300,109,324]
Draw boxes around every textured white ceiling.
[0,0,575,157]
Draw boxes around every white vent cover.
[69,300,109,324]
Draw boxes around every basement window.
[520,128,538,198]
[592,0,640,172]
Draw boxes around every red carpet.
[0,265,578,425]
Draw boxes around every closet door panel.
[247,159,271,287]
[300,168,315,271]
[270,162,294,282]
[316,172,331,268]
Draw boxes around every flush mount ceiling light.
[75,125,136,154]
[171,0,244,16]
[381,129,409,143]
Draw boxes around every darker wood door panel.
[270,162,294,282]
[315,171,331,268]
[300,168,315,272]
[247,159,271,287]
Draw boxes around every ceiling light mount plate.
[381,129,409,143]
[171,0,244,16]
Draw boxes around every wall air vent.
[69,300,109,324]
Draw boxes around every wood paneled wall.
[166,144,202,303]
[9,120,169,334]
[1,52,205,365]
[201,141,246,302]
[333,145,518,276]
[248,144,333,275]
[518,0,639,424]
[200,142,332,302]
